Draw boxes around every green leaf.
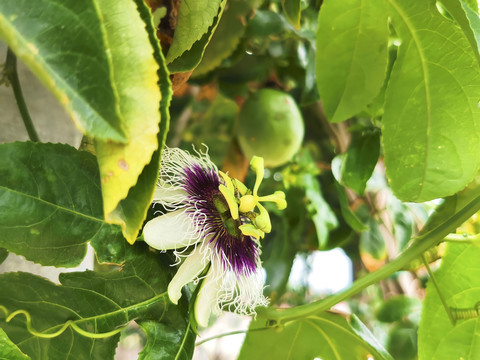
[0,328,30,360]
[0,0,163,243]
[376,295,422,323]
[103,0,172,244]
[88,0,161,243]
[419,242,480,359]
[0,244,193,360]
[0,142,124,267]
[166,0,225,72]
[331,130,380,195]
[282,0,301,29]
[439,0,480,63]
[0,248,8,265]
[316,0,389,123]
[283,150,338,248]
[383,0,480,202]
[0,0,129,142]
[138,321,195,360]
[359,218,388,271]
[303,173,338,248]
[464,0,479,13]
[194,0,258,77]
[386,323,418,360]
[335,181,369,232]
[239,312,393,360]
[246,10,288,38]
[418,171,480,236]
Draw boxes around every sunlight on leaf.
[101,0,171,244]
[419,243,480,359]
[0,328,30,360]
[316,0,389,123]
[383,0,480,202]
[239,312,393,360]
[93,0,161,244]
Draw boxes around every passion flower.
[142,146,286,326]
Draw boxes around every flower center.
[212,193,242,239]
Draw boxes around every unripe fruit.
[237,89,304,167]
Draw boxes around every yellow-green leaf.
[94,0,162,243]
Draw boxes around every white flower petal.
[168,246,207,304]
[194,267,222,328]
[153,184,187,204]
[143,209,201,250]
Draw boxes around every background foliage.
[1,0,480,359]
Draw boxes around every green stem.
[5,48,39,142]
[444,233,480,243]
[257,195,480,324]
[195,326,270,346]
[421,254,455,325]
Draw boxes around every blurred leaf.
[282,0,301,29]
[387,323,418,360]
[0,248,8,265]
[303,173,338,248]
[194,0,259,76]
[376,295,422,323]
[383,0,480,202]
[332,130,380,195]
[0,244,193,360]
[167,0,227,73]
[390,200,415,251]
[0,142,124,267]
[218,53,271,89]
[0,328,30,360]
[301,45,320,105]
[419,242,480,359]
[246,10,288,37]
[166,0,224,63]
[359,218,387,272]
[283,151,338,248]
[316,0,389,123]
[262,198,301,301]
[239,312,393,360]
[103,0,172,244]
[335,181,368,232]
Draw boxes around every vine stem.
[421,254,455,325]
[5,48,40,142]
[257,195,480,324]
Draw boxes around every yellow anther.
[253,203,272,233]
[218,171,235,193]
[239,224,265,240]
[239,194,257,213]
[218,184,239,220]
[258,191,287,210]
[232,178,249,196]
[250,156,264,196]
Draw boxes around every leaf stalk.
[5,48,39,142]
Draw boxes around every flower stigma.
[142,146,287,327]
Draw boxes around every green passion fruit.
[237,89,304,167]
